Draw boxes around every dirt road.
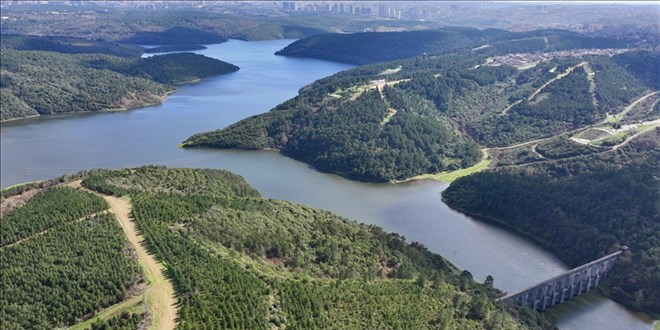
[69,181,177,330]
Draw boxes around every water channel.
[0,39,654,329]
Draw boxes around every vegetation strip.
[68,295,144,330]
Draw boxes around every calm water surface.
[0,39,654,329]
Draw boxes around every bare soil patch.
[0,188,40,218]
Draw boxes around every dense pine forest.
[1,187,143,329]
[1,167,555,329]
[0,39,239,121]
[442,129,660,315]
[0,34,145,57]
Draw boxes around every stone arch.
[525,292,534,305]
[573,273,581,285]
[554,280,562,292]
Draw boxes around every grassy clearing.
[406,149,491,182]
[515,61,539,70]
[593,130,631,146]
[472,44,491,51]
[1,180,44,192]
[637,122,660,133]
[423,158,491,182]
[69,295,145,330]
[328,87,344,99]
[604,114,619,124]
[380,108,397,126]
[574,128,611,141]
[377,66,402,75]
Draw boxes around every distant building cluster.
[282,1,400,18]
[1,0,657,37]
[485,48,631,67]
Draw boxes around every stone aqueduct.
[497,246,628,311]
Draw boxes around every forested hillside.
[0,34,144,57]
[84,52,239,84]
[119,27,227,45]
[442,129,660,315]
[0,8,443,44]
[0,167,557,329]
[275,28,628,64]
[0,48,238,121]
[0,187,143,329]
[75,166,552,329]
[185,49,657,182]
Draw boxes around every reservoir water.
[0,39,654,329]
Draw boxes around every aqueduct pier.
[497,246,628,311]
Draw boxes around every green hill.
[83,52,239,84]
[0,34,144,57]
[0,49,238,121]
[119,27,227,45]
[184,50,656,182]
[442,129,660,316]
[1,167,554,329]
[275,28,628,65]
[144,44,207,53]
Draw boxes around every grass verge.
[68,295,144,330]
[405,149,491,182]
[1,180,44,192]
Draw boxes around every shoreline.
[0,67,236,123]
[394,149,492,184]
[0,114,41,123]
[442,198,660,321]
[0,180,45,192]
[183,144,492,185]
[0,92,174,124]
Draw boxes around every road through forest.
[69,181,177,330]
